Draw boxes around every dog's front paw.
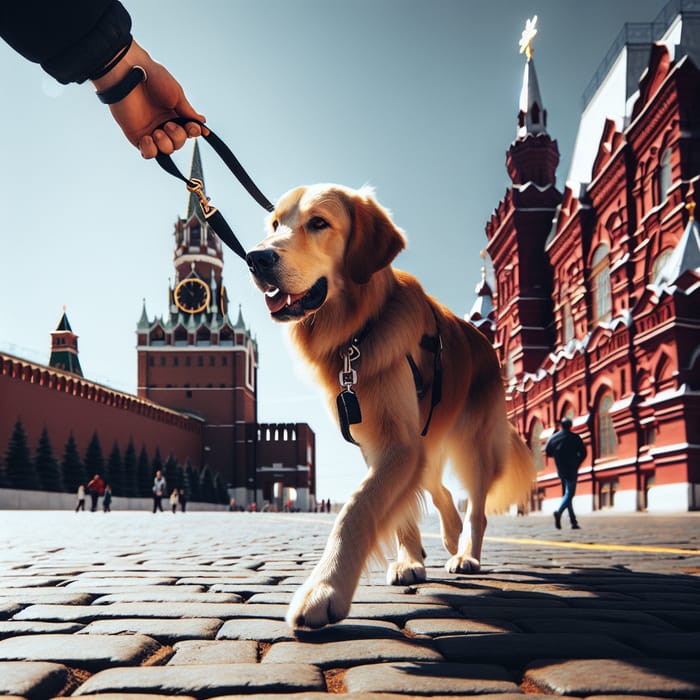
[387,560,427,585]
[286,579,351,629]
[445,554,481,574]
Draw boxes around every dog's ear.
[345,191,406,285]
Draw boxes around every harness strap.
[154,118,274,261]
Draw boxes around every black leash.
[154,118,274,261]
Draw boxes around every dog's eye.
[307,216,329,232]
[272,219,279,231]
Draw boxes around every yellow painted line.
[282,516,699,556]
[422,531,700,556]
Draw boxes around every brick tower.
[136,142,257,488]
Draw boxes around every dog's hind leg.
[444,434,491,574]
[387,512,426,585]
[428,482,463,556]
[446,494,486,574]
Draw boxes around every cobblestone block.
[78,618,223,643]
[0,633,163,670]
[0,601,21,619]
[0,576,67,588]
[405,617,520,637]
[262,638,443,669]
[168,640,258,664]
[209,583,296,596]
[436,632,641,667]
[344,661,519,695]
[216,618,296,642]
[0,660,70,698]
[0,621,84,640]
[294,619,405,642]
[92,592,243,604]
[65,576,177,587]
[525,658,700,697]
[346,602,452,624]
[0,590,93,605]
[72,663,325,696]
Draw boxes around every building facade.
[472,3,699,513]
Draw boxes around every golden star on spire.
[519,15,538,61]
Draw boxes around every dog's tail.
[486,426,536,514]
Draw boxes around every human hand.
[91,40,207,158]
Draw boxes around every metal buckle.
[186,178,218,219]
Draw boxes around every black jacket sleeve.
[0,0,132,84]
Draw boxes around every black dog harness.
[337,306,443,446]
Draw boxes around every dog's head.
[246,184,405,322]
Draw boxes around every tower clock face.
[174,278,210,313]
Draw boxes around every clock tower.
[136,142,258,489]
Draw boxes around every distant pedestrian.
[87,473,105,512]
[545,417,586,530]
[75,484,86,512]
[179,489,187,513]
[169,488,179,513]
[152,470,166,513]
[103,485,112,513]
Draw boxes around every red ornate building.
[1,145,316,510]
[471,3,699,513]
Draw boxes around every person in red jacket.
[0,0,205,158]
[87,473,105,513]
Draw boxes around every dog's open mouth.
[263,278,328,320]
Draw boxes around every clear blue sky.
[0,0,665,502]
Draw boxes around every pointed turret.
[49,309,83,376]
[466,253,496,342]
[517,16,547,139]
[137,298,150,331]
[507,16,559,187]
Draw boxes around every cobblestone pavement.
[0,509,699,698]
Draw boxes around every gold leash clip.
[186,178,218,219]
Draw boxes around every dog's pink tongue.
[265,290,307,313]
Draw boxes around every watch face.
[174,278,210,313]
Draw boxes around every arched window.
[651,249,673,286]
[596,393,617,458]
[591,244,612,323]
[657,148,672,205]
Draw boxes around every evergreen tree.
[122,439,137,498]
[137,446,151,498]
[35,427,63,492]
[61,433,86,493]
[164,453,182,495]
[107,442,124,496]
[184,461,199,502]
[84,432,107,485]
[4,419,40,490]
[214,471,229,505]
[200,464,215,503]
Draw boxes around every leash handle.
[154,118,274,261]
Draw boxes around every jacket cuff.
[41,1,133,85]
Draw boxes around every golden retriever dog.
[246,184,535,629]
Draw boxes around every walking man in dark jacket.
[545,418,586,529]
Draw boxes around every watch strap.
[96,66,147,105]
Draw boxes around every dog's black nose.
[246,249,279,276]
